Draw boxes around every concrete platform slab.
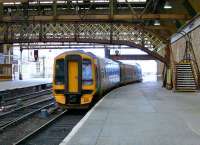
[0,78,52,92]
[60,81,200,145]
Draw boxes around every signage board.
[0,53,5,64]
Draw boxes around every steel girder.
[0,22,167,63]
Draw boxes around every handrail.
[188,35,200,88]
[179,32,199,89]
[190,59,199,88]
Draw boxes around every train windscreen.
[55,59,64,85]
[82,60,93,85]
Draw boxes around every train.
[53,50,142,109]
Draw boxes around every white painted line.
[186,121,200,137]
[59,86,122,145]
[59,97,105,145]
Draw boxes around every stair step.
[176,83,196,85]
[176,84,197,87]
[176,70,192,71]
[176,73,193,75]
[177,74,194,76]
[177,82,195,84]
[176,66,191,68]
[176,67,192,68]
[176,73,192,74]
[177,83,195,85]
[176,82,196,84]
[176,87,197,89]
[177,76,194,78]
[177,71,192,72]
[176,84,196,86]
[176,66,191,67]
[176,80,195,82]
[176,85,197,87]
[177,72,193,73]
[176,87,197,90]
[175,88,197,92]
[176,64,191,65]
[177,73,194,75]
[176,74,194,76]
[176,81,195,83]
[177,70,192,71]
[176,65,191,66]
[176,71,193,73]
[176,69,192,71]
[177,77,194,79]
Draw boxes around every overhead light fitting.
[154,20,160,26]
[164,1,172,9]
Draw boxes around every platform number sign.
[0,53,5,64]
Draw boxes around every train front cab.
[53,52,96,109]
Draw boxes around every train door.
[68,61,79,92]
[65,55,82,103]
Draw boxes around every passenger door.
[65,55,82,95]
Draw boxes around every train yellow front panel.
[68,61,78,93]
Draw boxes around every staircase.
[175,63,197,91]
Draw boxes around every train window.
[55,59,64,85]
[82,60,93,85]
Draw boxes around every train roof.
[55,50,97,59]
[55,50,141,68]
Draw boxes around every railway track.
[13,110,87,145]
[1,88,52,107]
[0,97,55,131]
[0,98,58,145]
[0,86,88,145]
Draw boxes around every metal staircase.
[171,34,200,92]
[175,62,197,91]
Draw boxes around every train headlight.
[81,95,92,104]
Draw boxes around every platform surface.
[0,78,52,91]
[60,81,200,145]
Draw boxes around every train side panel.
[120,63,142,84]
[96,58,120,96]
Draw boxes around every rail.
[188,39,200,88]
[13,110,68,145]
[190,60,199,89]
[0,98,55,131]
[2,88,52,106]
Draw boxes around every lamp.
[164,1,172,9]
[154,20,160,26]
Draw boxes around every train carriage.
[53,50,142,109]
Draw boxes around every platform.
[60,81,200,145]
[0,78,52,92]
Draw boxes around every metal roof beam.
[0,14,189,22]
[110,54,156,60]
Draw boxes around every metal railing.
[190,60,199,88]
